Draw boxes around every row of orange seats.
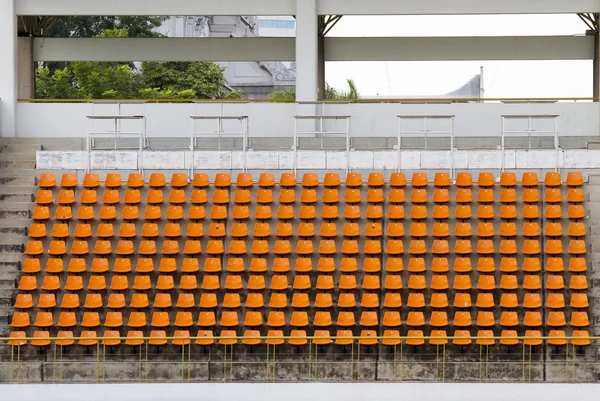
[11,309,591,330]
[41,220,593,240]
[20,256,588,275]
[37,171,584,190]
[7,327,593,347]
[24,238,588,257]
[14,290,590,311]
[33,204,418,221]
[17,273,590,293]
[34,186,588,207]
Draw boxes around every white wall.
[15,101,600,139]
[0,382,597,401]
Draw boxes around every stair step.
[0,267,19,280]
[0,210,29,220]
[0,153,37,162]
[0,323,12,335]
[0,254,23,263]
[0,186,36,195]
[0,243,24,253]
[0,193,33,203]
[0,279,16,290]
[0,138,44,145]
[0,144,41,154]
[0,227,27,236]
[0,177,35,186]
[0,219,31,228]
[0,203,33,212]
[0,161,36,169]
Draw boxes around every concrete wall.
[14,102,600,139]
[1,382,599,401]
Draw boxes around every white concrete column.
[0,0,17,137]
[295,0,318,101]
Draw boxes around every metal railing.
[2,335,596,384]
[396,115,455,178]
[18,97,600,104]
[86,115,146,174]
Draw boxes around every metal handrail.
[18,97,600,104]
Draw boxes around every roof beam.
[33,36,593,62]
[325,36,594,61]
[16,0,599,16]
[16,0,296,16]
[33,37,295,62]
[318,0,600,15]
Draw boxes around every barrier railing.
[2,335,596,384]
[17,97,600,104]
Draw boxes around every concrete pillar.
[295,0,318,101]
[18,37,35,100]
[0,0,17,137]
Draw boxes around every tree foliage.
[43,16,167,38]
[269,79,360,101]
[35,28,241,100]
[141,62,242,99]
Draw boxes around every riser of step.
[0,161,36,169]
[0,194,34,203]
[0,153,37,162]
[0,177,35,186]
[0,227,27,236]
[0,211,30,220]
[0,144,41,153]
[0,220,31,228]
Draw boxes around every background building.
[158,15,296,98]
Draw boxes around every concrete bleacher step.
[0,144,41,154]
[0,194,34,203]
[0,211,29,220]
[0,161,36,169]
[0,244,24,254]
[0,138,44,145]
[0,219,31,229]
[0,153,37,162]
[0,176,35,186]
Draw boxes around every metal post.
[450,116,455,180]
[346,117,350,174]
[424,117,428,150]
[190,118,195,180]
[554,117,560,172]
[293,118,298,173]
[242,117,247,173]
[500,117,506,172]
[396,117,402,172]
[528,116,532,150]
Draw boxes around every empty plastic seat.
[346,173,362,187]
[210,173,229,188]
[366,172,383,187]
[411,173,428,187]
[547,312,566,327]
[544,172,561,187]
[432,172,449,187]
[522,172,538,186]
[24,240,44,256]
[456,172,472,187]
[522,188,539,203]
[301,173,318,187]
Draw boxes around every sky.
[323,14,592,98]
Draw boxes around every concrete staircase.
[0,138,40,337]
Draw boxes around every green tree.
[269,78,360,101]
[35,29,241,100]
[41,16,167,38]
[141,62,242,99]
[35,66,77,99]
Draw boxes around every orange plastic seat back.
[60,173,77,188]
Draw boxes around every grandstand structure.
[2,1,600,400]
